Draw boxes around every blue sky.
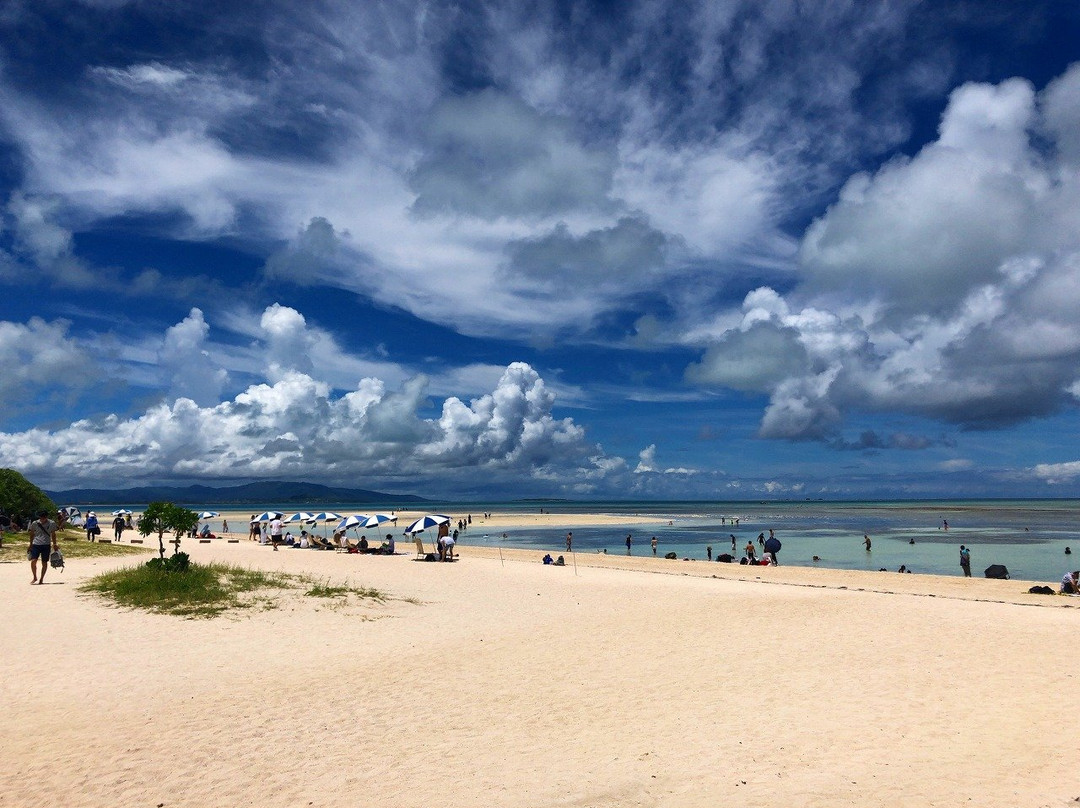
[2,0,1079,500]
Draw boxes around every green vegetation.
[81,563,393,618]
[0,469,55,522]
[137,501,200,559]
[305,578,386,601]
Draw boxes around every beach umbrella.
[197,511,220,520]
[337,514,369,532]
[404,514,451,535]
[253,511,284,522]
[362,513,395,530]
[62,506,81,517]
[984,564,1010,580]
[764,537,781,554]
[286,512,314,523]
[112,509,133,516]
[306,512,343,538]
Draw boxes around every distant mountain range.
[46,481,430,506]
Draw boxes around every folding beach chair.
[413,535,425,559]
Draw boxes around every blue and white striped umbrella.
[252,511,284,523]
[112,509,133,516]
[404,514,451,534]
[336,514,369,532]
[197,511,219,520]
[307,512,343,537]
[286,512,314,523]
[306,512,343,524]
[362,513,395,529]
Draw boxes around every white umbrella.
[112,509,133,516]
[404,514,451,535]
[197,511,219,520]
[62,506,82,517]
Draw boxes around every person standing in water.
[625,534,632,555]
[864,533,872,551]
[959,545,971,577]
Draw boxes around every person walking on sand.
[85,511,99,542]
[28,510,59,585]
[566,531,573,552]
[112,513,125,542]
[959,545,971,577]
[864,533,872,551]
[269,516,284,551]
[625,534,632,555]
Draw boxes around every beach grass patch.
[81,562,395,618]
[303,577,386,601]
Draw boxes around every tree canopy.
[0,468,56,522]
[137,501,200,559]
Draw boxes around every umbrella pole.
[498,547,504,567]
[572,549,577,576]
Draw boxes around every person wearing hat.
[85,511,99,542]
[28,510,59,585]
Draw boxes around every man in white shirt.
[269,517,284,551]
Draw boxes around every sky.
[1,0,1080,501]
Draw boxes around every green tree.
[137,501,200,559]
[0,468,56,524]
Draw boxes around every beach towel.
[50,548,65,571]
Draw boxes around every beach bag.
[50,548,64,571]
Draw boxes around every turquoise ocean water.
[98,499,1080,583]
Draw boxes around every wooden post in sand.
[498,547,504,567]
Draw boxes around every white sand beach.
[3,532,1079,808]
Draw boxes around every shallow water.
[452,500,1080,583]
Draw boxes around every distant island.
[46,480,430,506]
